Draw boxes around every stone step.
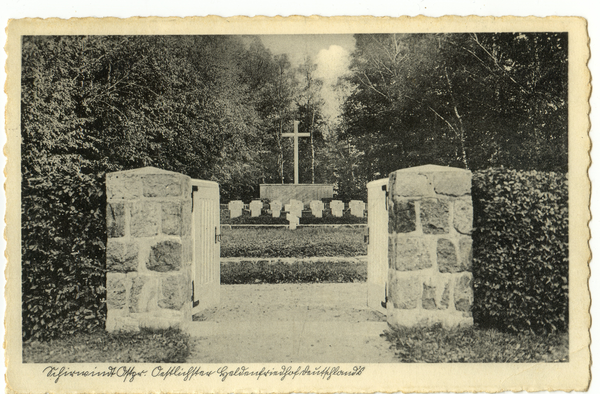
[184,321,389,338]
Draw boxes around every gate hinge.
[364,227,369,244]
[381,283,388,309]
[191,185,198,212]
[382,184,389,211]
[215,226,221,243]
[191,280,199,308]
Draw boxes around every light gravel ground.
[186,283,398,363]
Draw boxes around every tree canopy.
[340,33,568,187]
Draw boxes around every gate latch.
[215,226,221,243]
[364,227,369,244]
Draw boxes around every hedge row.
[220,260,367,284]
[471,168,568,334]
[22,160,111,341]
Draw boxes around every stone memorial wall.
[105,167,192,332]
[387,165,473,329]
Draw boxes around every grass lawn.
[383,324,568,362]
[23,328,191,363]
[220,226,367,258]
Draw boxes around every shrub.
[471,168,568,334]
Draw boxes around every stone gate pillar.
[387,165,473,328]
[105,167,193,332]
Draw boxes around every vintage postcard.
[4,16,591,393]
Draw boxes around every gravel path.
[186,283,398,363]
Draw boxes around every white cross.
[282,120,310,184]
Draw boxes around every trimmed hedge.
[471,168,568,334]
[22,159,110,341]
[221,260,366,284]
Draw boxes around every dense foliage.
[221,260,366,284]
[383,324,568,363]
[471,168,568,334]
[340,33,568,196]
[20,35,320,340]
[23,328,191,363]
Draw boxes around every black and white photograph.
[4,15,591,394]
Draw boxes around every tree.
[20,35,276,339]
[296,57,326,184]
[340,33,568,182]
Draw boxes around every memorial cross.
[282,120,310,184]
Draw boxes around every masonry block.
[454,198,473,234]
[432,171,471,196]
[106,173,142,200]
[389,272,421,309]
[162,201,182,235]
[393,237,432,271]
[142,174,184,198]
[391,172,433,197]
[106,239,139,273]
[131,202,160,238]
[106,310,141,332]
[390,200,416,233]
[420,199,450,234]
[107,202,126,238]
[129,275,158,313]
[182,199,192,236]
[147,240,182,272]
[458,237,473,272]
[422,277,451,310]
[159,273,189,310]
[106,273,129,310]
[437,238,457,273]
[182,236,193,266]
[454,274,474,312]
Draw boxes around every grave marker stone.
[228,200,243,218]
[310,200,324,218]
[290,199,304,218]
[270,200,282,218]
[249,200,263,217]
[330,200,344,217]
[349,200,366,217]
[286,212,299,230]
